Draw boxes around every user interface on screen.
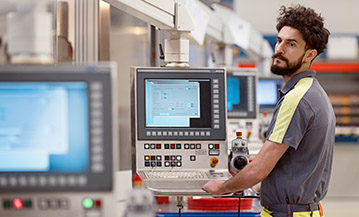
[227,76,240,111]
[145,79,211,128]
[0,82,89,172]
[257,80,279,106]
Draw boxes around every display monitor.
[134,68,226,140]
[257,77,282,113]
[0,64,117,193]
[226,69,257,119]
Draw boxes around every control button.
[196,144,201,149]
[165,162,170,167]
[38,199,48,210]
[150,156,156,160]
[170,155,176,161]
[210,157,219,168]
[200,131,205,136]
[171,162,176,167]
[176,155,182,161]
[151,162,156,167]
[184,131,189,136]
[165,156,170,160]
[214,125,220,129]
[146,131,151,136]
[157,131,162,136]
[179,131,183,136]
[150,144,155,149]
[189,132,194,136]
[176,144,181,149]
[213,94,219,99]
[60,200,69,209]
[13,198,23,210]
[214,109,219,114]
[144,156,150,161]
[83,198,94,209]
[163,131,168,136]
[157,162,162,167]
[213,84,219,88]
[170,144,175,149]
[177,162,182,167]
[173,131,178,136]
[156,155,162,160]
[206,132,211,136]
[213,99,219,103]
[156,144,161,149]
[164,144,169,149]
[195,132,200,136]
[215,144,220,149]
[213,79,219,83]
[144,162,150,167]
[95,200,102,208]
[190,144,196,149]
[168,131,173,136]
[208,144,214,149]
[214,119,219,123]
[184,144,190,149]
[190,155,196,161]
[214,114,219,119]
[3,200,11,209]
[151,131,156,136]
[209,150,220,156]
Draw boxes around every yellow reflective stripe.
[269,78,313,144]
[293,210,321,217]
[260,208,273,217]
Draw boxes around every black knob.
[233,156,248,170]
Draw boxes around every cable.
[238,197,241,217]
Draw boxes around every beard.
[271,53,305,76]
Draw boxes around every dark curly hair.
[276,5,330,56]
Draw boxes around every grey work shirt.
[261,70,336,206]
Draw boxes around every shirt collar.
[279,70,316,96]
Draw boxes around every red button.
[215,144,220,149]
[156,144,161,149]
[13,198,23,210]
[171,144,175,149]
[95,200,102,208]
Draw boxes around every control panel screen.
[0,82,89,172]
[257,80,278,106]
[145,79,211,128]
[227,77,240,111]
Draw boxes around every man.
[202,5,336,217]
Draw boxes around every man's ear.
[305,49,318,63]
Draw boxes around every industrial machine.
[131,67,231,196]
[0,64,120,217]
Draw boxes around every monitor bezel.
[135,67,227,141]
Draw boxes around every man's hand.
[202,179,228,195]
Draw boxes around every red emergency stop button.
[209,157,219,168]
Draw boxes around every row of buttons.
[144,143,203,150]
[212,79,220,129]
[0,176,87,187]
[146,131,211,137]
[144,155,183,167]
[2,198,70,210]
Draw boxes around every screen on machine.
[145,79,211,128]
[257,80,278,106]
[226,76,240,111]
[0,82,89,173]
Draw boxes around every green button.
[24,200,32,208]
[3,200,11,208]
[164,144,169,149]
[176,144,181,149]
[208,144,214,149]
[144,144,150,149]
[83,198,93,209]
